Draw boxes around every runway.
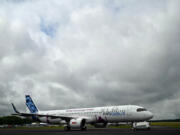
[0,127,180,135]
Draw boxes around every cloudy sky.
[0,0,180,120]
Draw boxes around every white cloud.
[0,0,180,120]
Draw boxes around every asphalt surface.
[0,127,180,135]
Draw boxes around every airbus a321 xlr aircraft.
[12,95,153,131]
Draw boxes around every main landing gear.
[64,126,71,131]
[81,126,87,131]
[64,126,87,131]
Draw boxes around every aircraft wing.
[11,103,74,121]
[12,112,74,121]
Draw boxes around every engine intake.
[69,118,86,129]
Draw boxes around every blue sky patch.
[40,18,57,38]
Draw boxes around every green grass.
[1,122,180,130]
[0,126,64,130]
[151,122,180,128]
[0,125,131,130]
[108,125,131,128]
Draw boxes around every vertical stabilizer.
[25,95,38,113]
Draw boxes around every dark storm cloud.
[0,0,180,119]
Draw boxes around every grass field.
[108,125,131,128]
[1,122,180,130]
[151,122,180,128]
[109,122,180,128]
[0,126,64,130]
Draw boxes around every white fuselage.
[37,105,153,124]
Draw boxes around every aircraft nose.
[148,112,153,119]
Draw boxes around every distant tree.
[0,116,32,125]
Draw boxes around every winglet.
[11,103,20,114]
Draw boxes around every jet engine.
[69,118,86,130]
[38,117,62,124]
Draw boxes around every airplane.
[11,95,153,131]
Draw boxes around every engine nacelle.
[38,117,62,124]
[69,118,86,129]
[94,123,107,128]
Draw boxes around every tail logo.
[26,95,38,113]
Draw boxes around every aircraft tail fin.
[25,95,38,113]
[11,103,20,114]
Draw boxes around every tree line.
[0,116,32,125]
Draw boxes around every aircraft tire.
[64,126,71,131]
[81,126,87,131]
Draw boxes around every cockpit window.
[137,108,147,112]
